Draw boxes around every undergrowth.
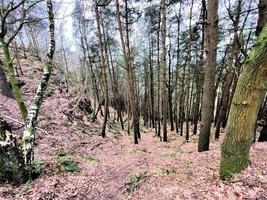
[125,171,147,193]
[57,149,80,172]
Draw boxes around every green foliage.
[125,171,147,193]
[57,149,80,173]
[31,159,46,176]
[85,156,100,163]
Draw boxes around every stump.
[0,117,27,182]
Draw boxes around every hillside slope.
[0,56,267,200]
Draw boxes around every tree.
[22,0,55,166]
[198,0,218,152]
[94,0,109,138]
[160,0,168,142]
[219,24,267,179]
[115,0,140,144]
[0,60,13,98]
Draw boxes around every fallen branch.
[90,142,103,150]
[1,114,49,135]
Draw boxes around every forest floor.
[0,57,267,200]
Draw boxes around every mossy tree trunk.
[220,25,267,180]
[0,39,28,121]
[0,61,14,98]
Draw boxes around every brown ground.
[0,57,267,200]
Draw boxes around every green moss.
[220,154,249,180]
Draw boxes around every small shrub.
[58,157,80,172]
[57,150,80,172]
[125,171,147,193]
[31,159,46,178]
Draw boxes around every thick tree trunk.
[0,117,26,182]
[198,0,218,152]
[220,25,267,179]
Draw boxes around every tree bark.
[0,61,13,98]
[160,0,168,142]
[198,0,218,152]
[0,117,26,182]
[220,25,267,179]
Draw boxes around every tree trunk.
[193,0,206,135]
[157,8,161,139]
[198,0,218,152]
[258,104,267,142]
[149,36,155,129]
[115,0,139,144]
[161,0,168,142]
[0,39,28,121]
[168,41,174,131]
[220,25,267,180]
[94,1,109,138]
[0,62,13,98]
[22,0,55,166]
